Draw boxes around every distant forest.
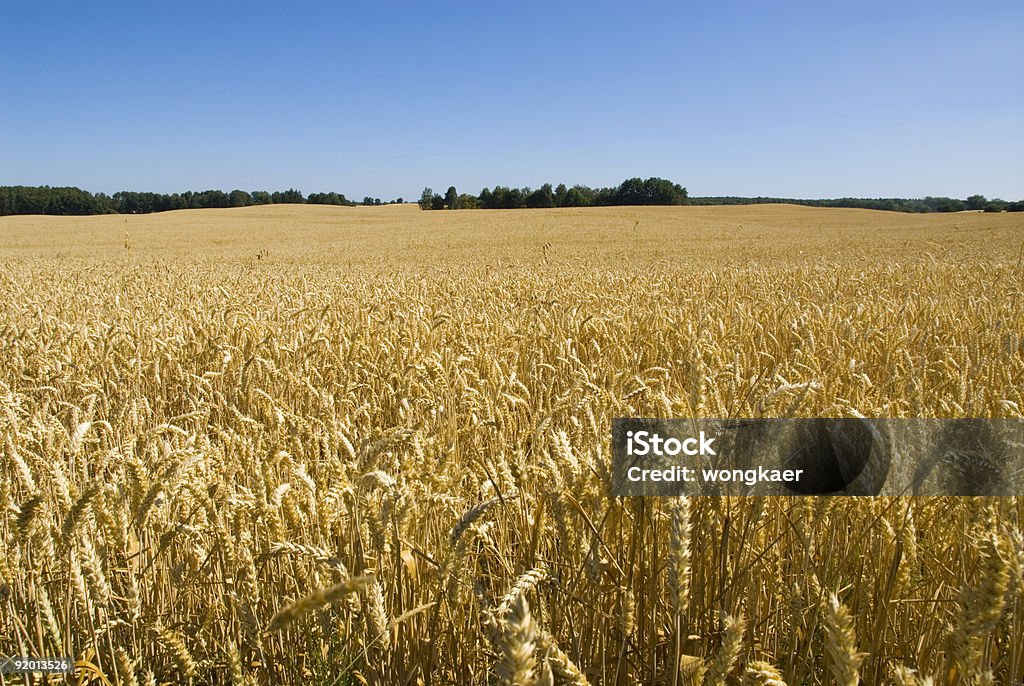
[420,178,689,210]
[0,186,405,216]
[1,182,1021,216]
[688,195,1024,213]
[421,179,1024,213]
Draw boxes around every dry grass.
[1,205,1023,684]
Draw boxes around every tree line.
[0,186,408,216]
[420,180,1022,213]
[3,183,1020,216]
[419,177,690,210]
[687,195,1023,213]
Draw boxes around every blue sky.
[1,1,1021,200]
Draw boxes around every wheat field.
[1,204,1023,685]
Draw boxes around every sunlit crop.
[2,204,1022,684]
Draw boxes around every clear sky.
[1,1,1021,201]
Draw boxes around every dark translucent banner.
[611,418,1024,496]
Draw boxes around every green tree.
[526,183,554,208]
[478,188,494,209]
[308,192,353,205]
[445,186,459,210]
[614,177,688,205]
[554,183,568,207]
[272,189,304,204]
[562,187,587,207]
[419,187,434,210]
[490,186,525,209]
[228,190,251,207]
[198,190,230,208]
[931,197,965,212]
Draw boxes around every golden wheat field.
[1,204,1023,685]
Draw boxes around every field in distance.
[1,204,1023,684]
[2,202,1021,265]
